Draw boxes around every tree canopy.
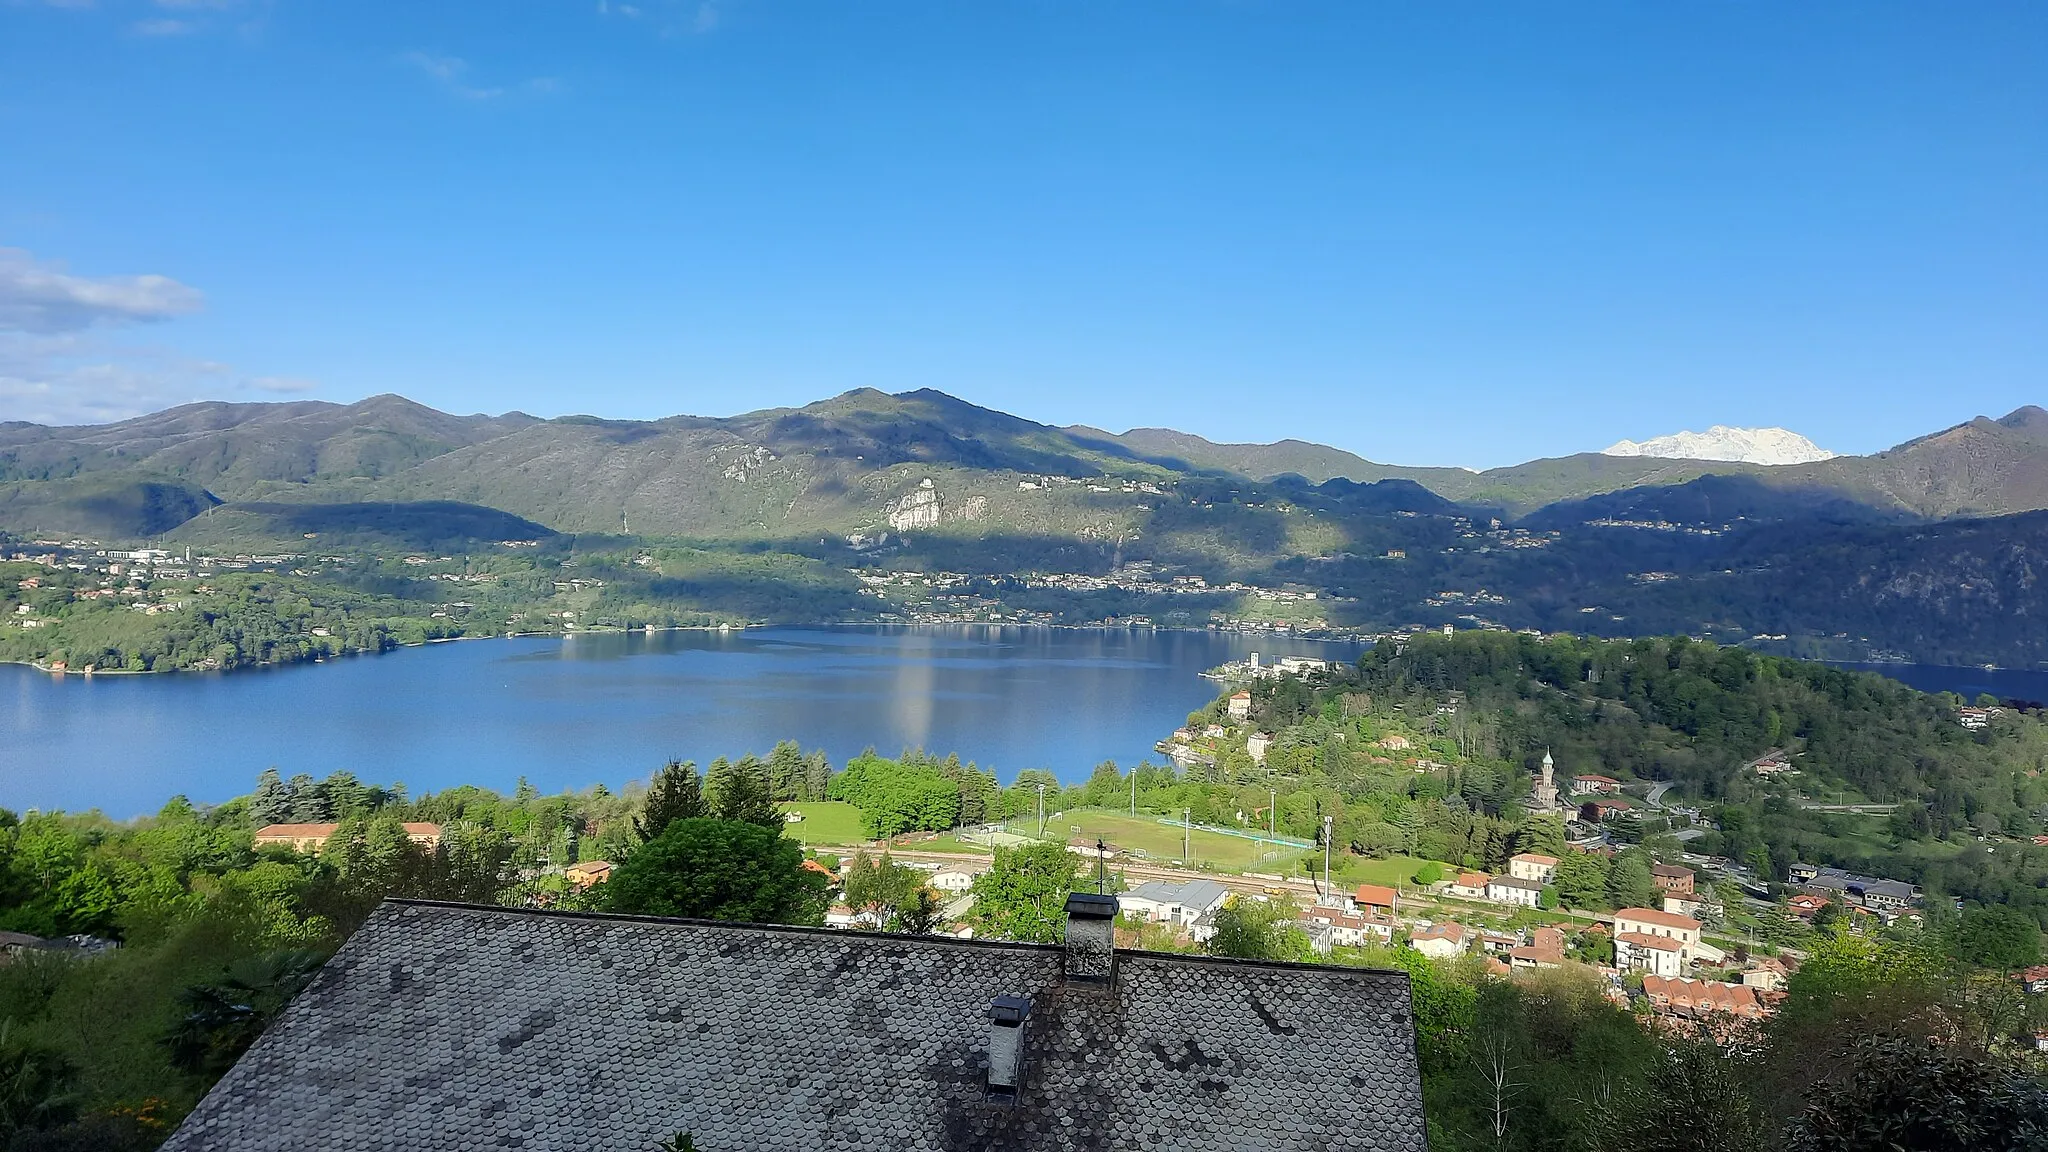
[602,818,826,926]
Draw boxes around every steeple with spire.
[1529,749,1560,811]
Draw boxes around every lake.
[2,626,1362,817]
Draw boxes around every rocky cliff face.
[1604,426,1837,466]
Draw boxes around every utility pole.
[1269,788,1277,848]
[1036,783,1047,839]
[1183,808,1192,863]
[1323,815,1334,896]
[1130,771,1137,816]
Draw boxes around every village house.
[1742,958,1794,993]
[1226,691,1253,720]
[1615,931,1687,978]
[1507,853,1559,884]
[1508,927,1567,971]
[930,869,977,894]
[1641,976,1771,1021]
[1571,774,1621,795]
[1376,734,1413,752]
[1583,797,1632,820]
[1297,903,1396,953]
[1958,706,1997,730]
[156,898,1428,1151]
[1750,753,1797,777]
[1352,883,1399,914]
[1786,893,1831,920]
[1407,922,1469,960]
[1485,875,1544,908]
[1613,907,1709,977]
[1475,929,1523,955]
[1246,732,1273,764]
[1117,878,1230,928]
[253,822,442,852]
[1662,894,1708,920]
[1447,871,1490,900]
[562,861,613,889]
[1651,863,1695,896]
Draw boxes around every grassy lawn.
[778,802,868,845]
[1329,854,1442,889]
[1005,808,1313,872]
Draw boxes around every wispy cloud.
[0,248,204,334]
[401,51,562,100]
[131,17,193,35]
[402,51,504,100]
[691,2,718,34]
[251,375,318,394]
[0,248,315,425]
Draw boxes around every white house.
[1297,904,1396,953]
[929,870,976,893]
[1613,907,1705,976]
[1507,853,1559,884]
[1407,922,1469,960]
[1486,876,1544,908]
[1448,871,1490,900]
[1119,879,1230,927]
[1226,692,1253,720]
[1246,733,1273,764]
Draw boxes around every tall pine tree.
[251,769,291,826]
[636,760,706,842]
[708,756,780,828]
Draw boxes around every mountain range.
[3,390,2047,666]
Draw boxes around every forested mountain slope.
[1328,632,2048,912]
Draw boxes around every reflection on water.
[3,626,1359,817]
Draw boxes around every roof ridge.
[376,899,1415,980]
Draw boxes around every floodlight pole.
[1036,783,1046,838]
[1323,815,1334,894]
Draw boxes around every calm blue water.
[1834,662,2048,707]
[1,626,1360,817]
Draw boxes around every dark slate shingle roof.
[163,900,1426,1152]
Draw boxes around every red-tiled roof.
[1510,853,1559,866]
[1643,977,1764,1016]
[1614,907,1701,931]
[1616,932,1683,953]
[1353,883,1398,908]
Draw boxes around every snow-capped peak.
[1602,426,1836,466]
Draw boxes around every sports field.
[777,802,867,845]
[1003,808,1313,872]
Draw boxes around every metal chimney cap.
[989,995,1032,1024]
[1064,892,1118,920]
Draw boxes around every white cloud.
[0,249,316,425]
[251,375,318,394]
[0,247,204,334]
[691,2,717,33]
[402,51,505,100]
[131,17,193,35]
[0,339,224,426]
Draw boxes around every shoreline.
[0,618,1371,679]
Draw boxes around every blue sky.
[1,2,2041,468]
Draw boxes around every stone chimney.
[1062,892,1118,983]
[985,995,1032,1105]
